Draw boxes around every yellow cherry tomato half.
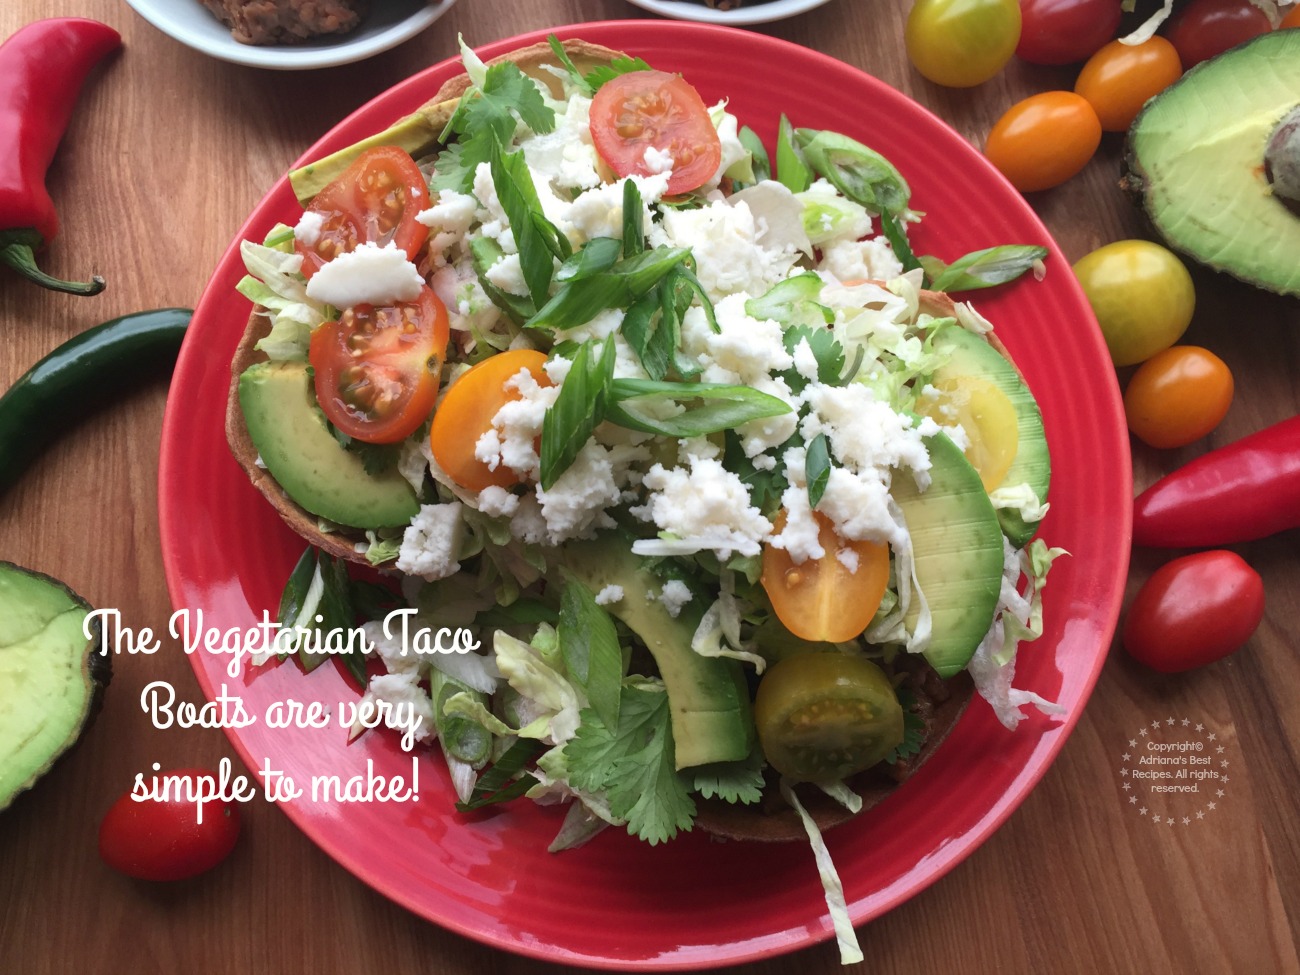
[1073,240,1196,367]
[984,91,1102,192]
[429,348,551,492]
[1074,37,1182,132]
[917,376,1019,491]
[761,510,891,644]
[1124,345,1234,449]
[905,0,1022,88]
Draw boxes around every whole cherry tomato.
[295,146,430,281]
[1016,0,1123,65]
[1072,240,1195,366]
[984,91,1102,191]
[99,769,242,881]
[1124,346,1233,449]
[309,286,450,444]
[429,348,552,491]
[1282,6,1300,28]
[1165,0,1273,69]
[1122,551,1264,673]
[1074,37,1182,132]
[589,70,722,195]
[761,510,891,643]
[905,0,1023,88]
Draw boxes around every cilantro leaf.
[583,55,654,92]
[724,429,787,518]
[566,686,696,845]
[692,746,765,804]
[884,690,927,764]
[432,61,555,193]
[781,324,845,394]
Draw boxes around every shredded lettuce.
[780,779,864,965]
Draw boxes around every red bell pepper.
[0,18,121,296]
[1133,414,1300,548]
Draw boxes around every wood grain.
[1,1,1297,973]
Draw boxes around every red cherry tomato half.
[590,70,723,196]
[309,285,450,444]
[98,769,242,882]
[295,146,431,280]
[1016,0,1123,65]
[1122,551,1265,673]
[1164,0,1272,69]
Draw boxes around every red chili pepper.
[1133,414,1300,548]
[0,18,121,296]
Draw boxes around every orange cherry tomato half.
[984,91,1102,192]
[1124,345,1234,449]
[429,348,551,492]
[761,510,891,643]
[98,769,242,882]
[589,70,722,196]
[309,285,449,444]
[1074,37,1182,132]
[295,146,431,280]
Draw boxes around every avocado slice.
[1123,30,1300,296]
[895,433,1005,678]
[931,326,1050,546]
[238,361,420,531]
[560,534,754,770]
[0,562,108,811]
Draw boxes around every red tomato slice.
[309,285,449,444]
[295,146,431,280]
[589,70,723,196]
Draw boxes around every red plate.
[159,21,1130,970]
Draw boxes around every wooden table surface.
[2,1,1297,972]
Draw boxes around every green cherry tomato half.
[1124,345,1234,449]
[1123,551,1264,674]
[1072,240,1195,366]
[754,652,904,782]
[905,0,1023,88]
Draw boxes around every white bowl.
[624,0,832,25]
[124,0,458,70]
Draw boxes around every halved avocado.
[895,433,1005,679]
[1122,30,1300,296]
[0,562,107,811]
[931,326,1050,546]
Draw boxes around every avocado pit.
[1265,105,1300,214]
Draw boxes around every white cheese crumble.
[631,448,773,559]
[396,502,465,582]
[658,580,693,618]
[293,210,324,247]
[304,241,424,308]
[353,673,435,746]
[594,584,624,606]
[642,144,676,175]
[475,368,560,478]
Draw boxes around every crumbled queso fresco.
[377,87,946,582]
